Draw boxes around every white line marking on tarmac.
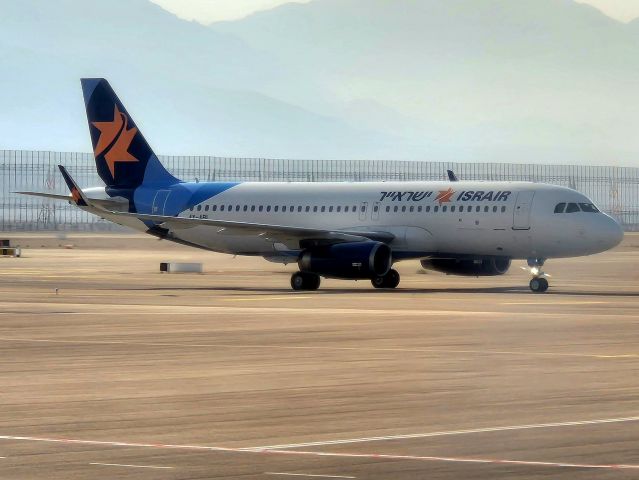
[90,462,173,469]
[1,432,639,471]
[0,337,636,360]
[249,415,639,450]
[265,473,355,479]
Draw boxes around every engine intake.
[421,256,511,276]
[299,241,392,279]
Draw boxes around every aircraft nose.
[600,215,624,250]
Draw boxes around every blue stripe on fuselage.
[133,181,240,216]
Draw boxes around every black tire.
[291,272,306,291]
[538,277,549,292]
[291,272,321,291]
[371,269,400,289]
[385,269,400,289]
[529,277,549,293]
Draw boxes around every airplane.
[19,78,624,293]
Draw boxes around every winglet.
[447,169,459,182]
[58,165,89,207]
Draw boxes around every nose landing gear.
[371,269,400,289]
[526,258,549,293]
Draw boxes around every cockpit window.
[566,203,581,213]
[554,203,566,213]
[579,203,600,213]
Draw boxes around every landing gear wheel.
[529,277,549,293]
[290,272,321,291]
[371,269,400,289]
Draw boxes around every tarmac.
[1,232,638,479]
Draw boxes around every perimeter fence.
[1,150,638,231]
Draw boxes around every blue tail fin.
[81,78,179,189]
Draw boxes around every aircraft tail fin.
[81,78,179,189]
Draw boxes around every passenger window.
[197,205,202,211]
[189,206,194,211]
[373,205,379,212]
[442,206,447,212]
[451,206,456,212]
[566,203,580,213]
[298,206,302,213]
[321,206,326,213]
[281,206,286,212]
[401,206,406,212]
[360,205,365,212]
[484,206,489,212]
[554,203,566,213]
[386,206,390,213]
[476,206,481,213]
[305,206,310,212]
[313,206,318,212]
[259,206,263,212]
[243,205,248,212]
[204,205,209,212]
[417,206,422,212]
[236,205,240,212]
[336,206,341,213]
[213,205,218,212]
[434,206,439,212]
[274,206,279,212]
[426,206,431,212]
[251,206,255,212]
[353,206,358,212]
[267,206,272,212]
[409,206,414,213]
[329,206,334,213]
[344,206,349,213]
[459,206,464,212]
[493,206,497,212]
[220,205,224,212]
[501,206,506,213]
[394,206,399,213]
[580,203,599,213]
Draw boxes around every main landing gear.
[290,271,321,291]
[527,258,549,293]
[371,269,401,289]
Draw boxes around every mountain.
[1,0,639,164]
[0,0,398,158]
[212,0,639,165]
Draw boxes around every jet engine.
[299,241,392,279]
[420,256,511,276]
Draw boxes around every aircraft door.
[359,202,368,221]
[152,190,171,215]
[512,191,535,230]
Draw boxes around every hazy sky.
[150,0,639,24]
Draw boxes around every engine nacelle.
[420,256,511,276]
[299,242,392,279]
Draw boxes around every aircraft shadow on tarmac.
[141,286,639,297]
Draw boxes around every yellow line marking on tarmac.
[223,296,312,301]
[0,337,636,360]
[266,473,356,479]
[90,462,173,470]
[502,301,609,305]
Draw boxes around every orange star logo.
[91,105,139,178]
[435,187,455,204]
[70,187,81,204]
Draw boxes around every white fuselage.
[89,180,624,262]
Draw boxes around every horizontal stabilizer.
[15,192,73,201]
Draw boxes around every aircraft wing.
[104,210,395,248]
